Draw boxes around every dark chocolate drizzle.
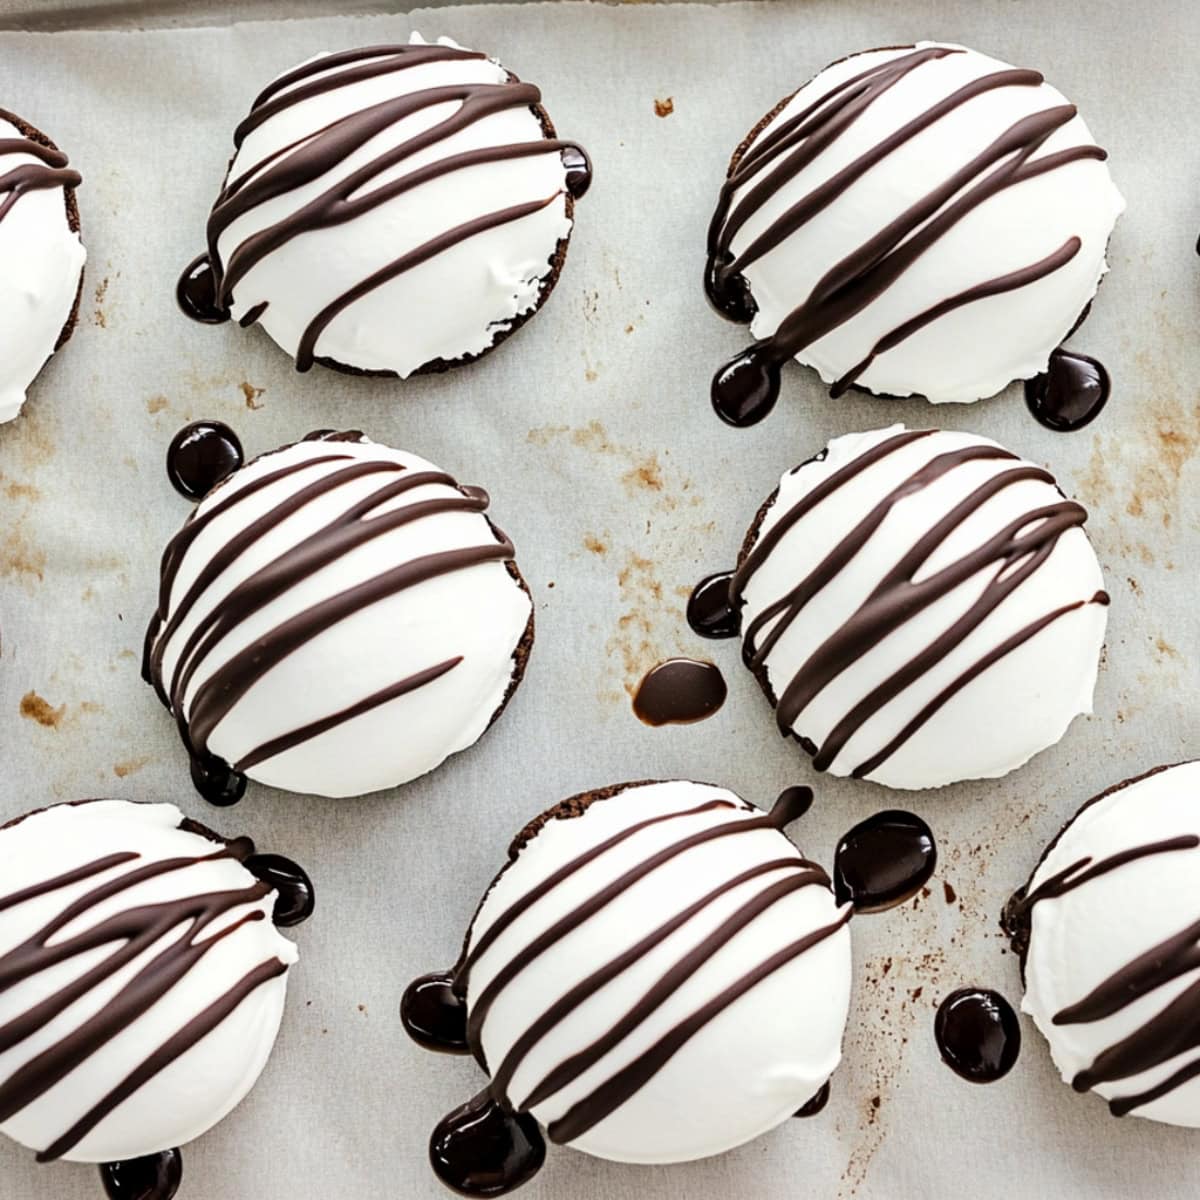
[832,809,936,912]
[245,853,315,927]
[730,428,1109,778]
[0,118,81,225]
[429,1089,545,1197]
[631,658,727,726]
[0,814,292,1162]
[934,988,1021,1083]
[143,434,514,804]
[704,46,1106,423]
[1025,348,1110,432]
[793,1080,830,1117]
[178,44,590,371]
[687,571,741,639]
[100,1148,182,1200]
[166,421,244,501]
[1003,824,1200,1116]
[408,786,847,1193]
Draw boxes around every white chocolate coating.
[467,781,852,1163]
[1022,762,1200,1127]
[738,426,1107,789]
[0,801,296,1163]
[145,435,532,798]
[217,34,574,375]
[0,113,85,423]
[723,43,1124,403]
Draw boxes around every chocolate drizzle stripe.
[830,236,1083,397]
[294,193,560,372]
[38,958,287,1164]
[518,865,829,1112]
[145,442,518,789]
[236,655,462,771]
[461,799,741,975]
[850,591,1108,778]
[487,855,804,1105]
[0,135,80,224]
[1010,831,1200,1116]
[545,908,851,1144]
[0,839,286,1160]
[188,42,587,371]
[464,804,777,1048]
[706,44,1106,409]
[732,431,1100,777]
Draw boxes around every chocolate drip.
[411,786,846,1168]
[189,754,246,808]
[166,421,244,501]
[143,439,518,802]
[401,971,470,1054]
[730,428,1107,777]
[0,130,81,224]
[934,988,1021,1082]
[175,254,229,324]
[0,831,288,1161]
[1025,348,1110,432]
[632,658,727,726]
[793,1080,830,1117]
[705,46,1105,422]
[687,571,741,639]
[245,853,315,927]
[832,810,936,912]
[430,1089,545,1197]
[1003,831,1200,1115]
[100,1148,182,1200]
[181,44,589,371]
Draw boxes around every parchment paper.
[0,2,1197,1197]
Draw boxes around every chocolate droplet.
[712,345,781,428]
[832,810,937,912]
[1025,349,1110,432]
[769,785,814,827]
[704,256,757,323]
[632,658,727,726]
[100,1149,182,1200]
[402,970,470,1054]
[246,853,315,927]
[687,572,741,639]
[561,145,593,200]
[166,421,244,501]
[934,988,1021,1083]
[189,753,247,808]
[793,1080,830,1117]
[176,254,229,325]
[429,1090,546,1197]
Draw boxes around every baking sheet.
[0,1,1197,1196]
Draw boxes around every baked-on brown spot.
[943,881,957,905]
[582,533,607,556]
[654,97,674,118]
[0,109,84,355]
[92,276,108,327]
[240,381,265,410]
[19,691,64,728]
[113,758,150,778]
[621,456,663,493]
[146,395,168,415]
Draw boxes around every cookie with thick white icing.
[1006,762,1200,1126]
[0,800,305,1172]
[144,431,534,801]
[404,781,851,1189]
[179,34,590,377]
[0,108,85,423]
[706,42,1124,423]
[727,425,1108,789]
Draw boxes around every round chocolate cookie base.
[0,107,84,357]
